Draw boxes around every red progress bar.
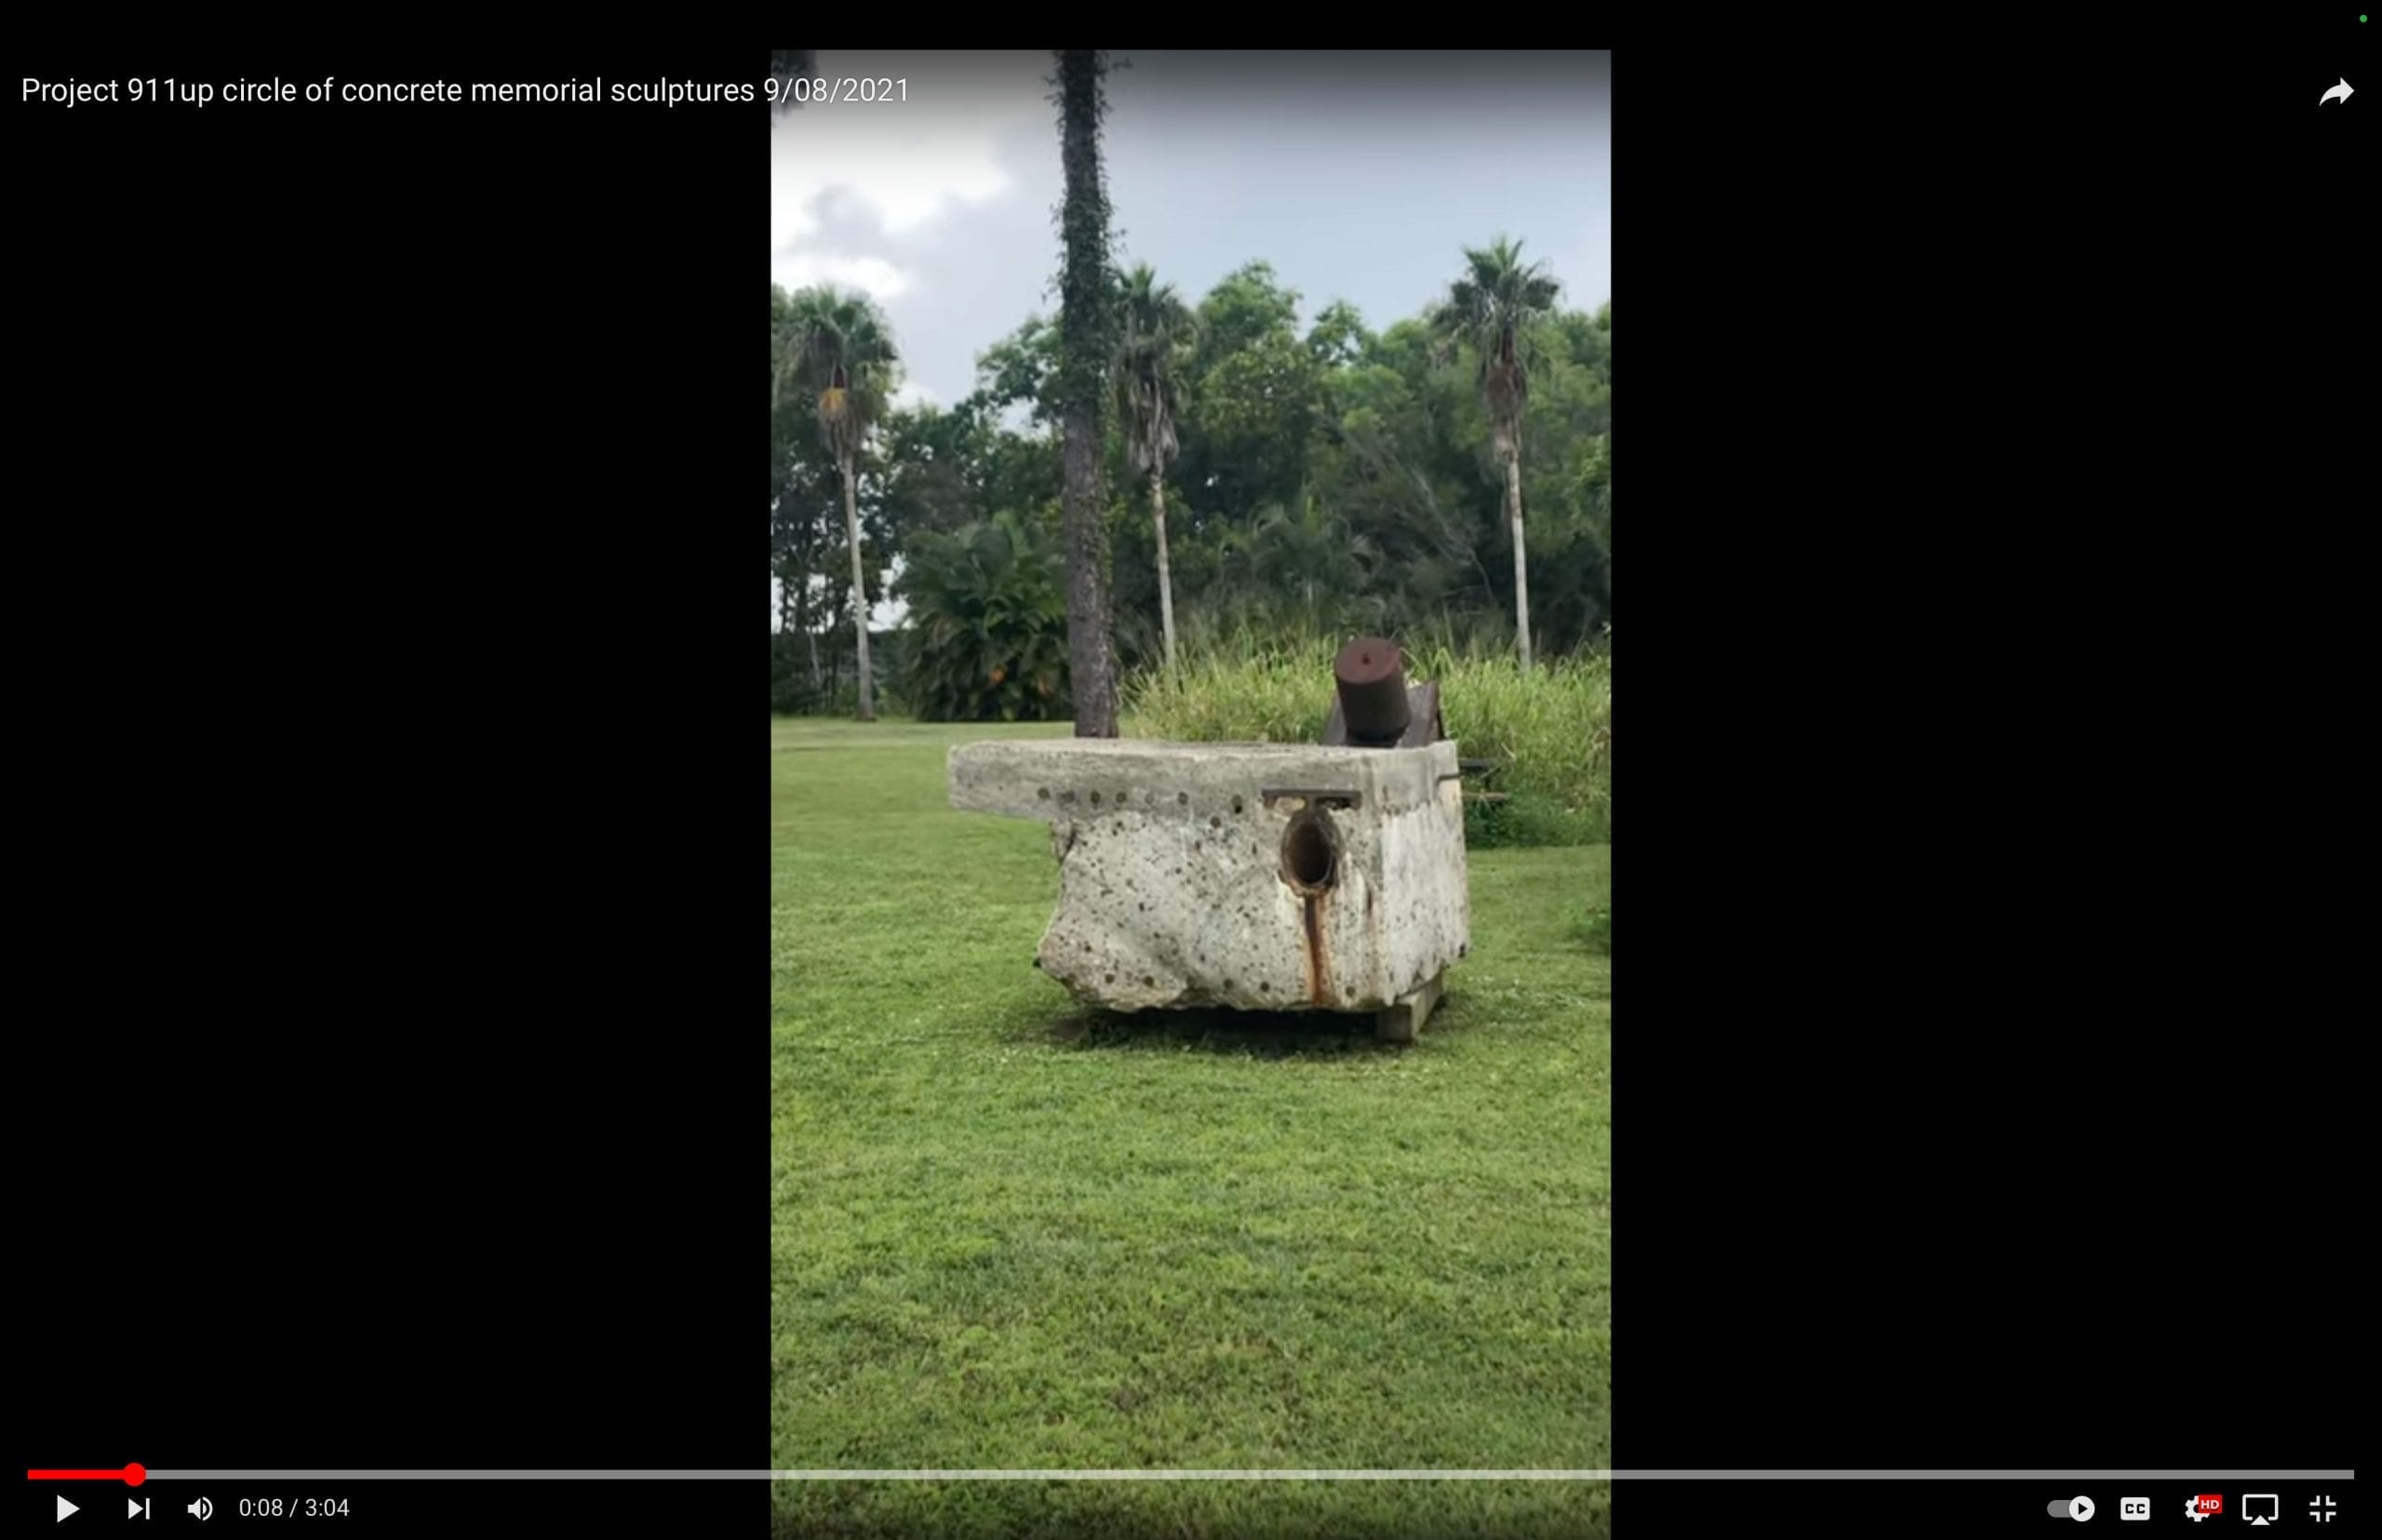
[27,1465,145,1486]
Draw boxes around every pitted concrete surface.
[950,739,1469,1026]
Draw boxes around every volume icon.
[187,1496,213,1520]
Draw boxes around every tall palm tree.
[1051,49,1121,736]
[775,286,896,720]
[1115,262,1195,673]
[1428,235,1560,671]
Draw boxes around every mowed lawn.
[769,717,1612,1538]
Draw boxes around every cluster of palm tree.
[773,48,1573,726]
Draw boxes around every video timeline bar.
[27,1467,2360,1480]
[26,1469,2354,1530]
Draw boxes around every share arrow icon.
[2321,76,2355,106]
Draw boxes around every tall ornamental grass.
[1126,638,1611,846]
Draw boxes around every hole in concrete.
[1259,981,1271,994]
[1105,973,1116,984]
[1210,816,1222,830]
[1280,808,1339,891]
[1062,790,1077,803]
[1345,986,1357,999]
[1037,787,1050,801]
[1177,792,1188,806]
[1143,976,1155,987]
[1232,796,1244,814]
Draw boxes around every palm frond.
[778,285,902,462]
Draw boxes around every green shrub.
[896,513,1072,722]
[1467,788,1607,849]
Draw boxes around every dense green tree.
[974,315,1063,427]
[1516,304,1612,649]
[878,400,994,539]
[776,284,899,719]
[1306,300,1368,373]
[1428,236,1561,671]
[1175,262,1319,528]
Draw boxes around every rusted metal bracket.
[1261,788,1362,810]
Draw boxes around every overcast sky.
[770,50,1613,409]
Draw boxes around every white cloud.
[770,52,1047,307]
[774,251,912,299]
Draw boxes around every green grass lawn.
[770,717,1612,1537]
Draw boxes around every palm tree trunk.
[1505,449,1532,673]
[1055,49,1120,738]
[840,452,876,721]
[1151,467,1177,674]
[1060,406,1118,735]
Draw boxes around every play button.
[56,1495,77,1522]
[2072,1495,2096,1522]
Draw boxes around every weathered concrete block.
[949,738,1470,1037]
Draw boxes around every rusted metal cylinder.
[1333,636,1410,744]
